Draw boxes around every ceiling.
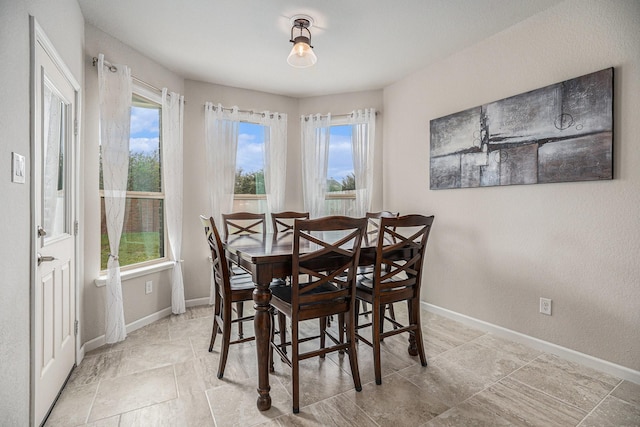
[78,0,563,98]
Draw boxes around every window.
[100,90,166,270]
[326,124,356,215]
[233,121,268,213]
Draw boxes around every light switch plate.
[12,152,25,184]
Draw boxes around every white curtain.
[98,53,131,344]
[204,103,239,225]
[162,89,185,314]
[301,114,331,218]
[349,108,376,217]
[260,111,287,232]
[204,103,239,303]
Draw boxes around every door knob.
[37,226,47,237]
[37,253,56,266]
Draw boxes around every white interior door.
[32,20,79,426]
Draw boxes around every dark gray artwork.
[430,68,613,189]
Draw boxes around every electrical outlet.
[540,297,552,315]
[145,281,153,294]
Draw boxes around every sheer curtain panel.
[261,111,287,231]
[204,103,239,303]
[98,54,131,344]
[301,114,331,218]
[162,89,186,314]
[204,103,239,225]
[349,109,376,217]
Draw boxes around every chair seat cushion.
[356,274,407,292]
[229,274,255,290]
[230,275,285,291]
[271,282,340,305]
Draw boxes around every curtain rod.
[302,112,377,121]
[206,104,284,119]
[208,104,376,120]
[92,56,173,97]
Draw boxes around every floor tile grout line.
[429,348,545,413]
[84,378,101,425]
[505,353,621,417]
[203,378,219,427]
[424,331,490,361]
[575,378,624,427]
[333,389,383,427]
[172,364,181,399]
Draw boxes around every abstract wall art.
[430,68,613,190]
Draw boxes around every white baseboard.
[186,297,211,307]
[422,302,640,385]
[81,298,212,355]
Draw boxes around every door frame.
[29,16,82,426]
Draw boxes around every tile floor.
[45,305,640,426]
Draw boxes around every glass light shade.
[287,38,317,68]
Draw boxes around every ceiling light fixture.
[287,15,317,68]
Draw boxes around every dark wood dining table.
[224,231,414,411]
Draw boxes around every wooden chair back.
[372,214,434,301]
[271,211,310,233]
[364,211,399,245]
[291,216,367,321]
[200,215,232,298]
[221,212,266,239]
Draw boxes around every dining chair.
[360,211,400,325]
[200,215,256,379]
[271,211,310,233]
[221,212,266,337]
[269,216,367,413]
[355,214,434,385]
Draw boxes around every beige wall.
[0,0,84,423]
[82,25,185,342]
[383,0,640,371]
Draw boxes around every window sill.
[94,260,176,287]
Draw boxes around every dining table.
[224,230,418,411]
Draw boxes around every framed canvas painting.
[430,68,613,189]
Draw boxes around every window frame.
[99,83,168,273]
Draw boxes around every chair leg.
[236,301,244,339]
[338,313,345,354]
[209,316,220,352]
[278,311,287,357]
[319,317,326,358]
[292,318,300,414]
[269,308,275,373]
[346,312,362,392]
[379,304,386,342]
[209,295,222,352]
[217,301,233,379]
[387,303,398,329]
[361,301,369,318]
[409,298,427,366]
[372,302,383,385]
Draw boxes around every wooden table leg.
[253,282,272,411]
